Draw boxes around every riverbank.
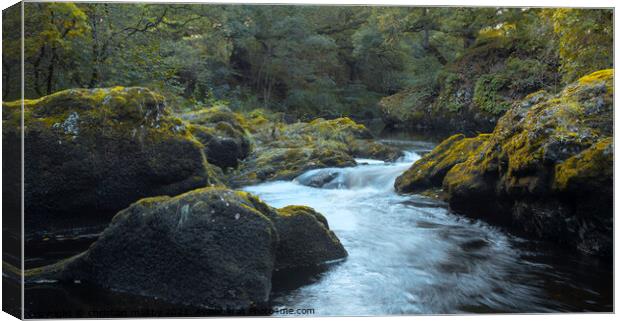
[394,69,614,258]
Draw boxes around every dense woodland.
[2,4,613,121]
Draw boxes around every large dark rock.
[26,188,347,309]
[395,69,613,257]
[2,87,221,231]
[182,107,251,169]
[27,188,278,310]
[273,206,347,270]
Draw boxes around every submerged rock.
[26,188,346,309]
[2,87,221,231]
[295,170,340,188]
[395,69,614,257]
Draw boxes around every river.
[20,138,612,317]
[244,138,612,315]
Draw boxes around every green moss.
[395,133,490,193]
[433,69,613,213]
[277,205,330,228]
[277,205,311,217]
[6,87,230,230]
[227,116,396,185]
[301,117,371,140]
[442,156,486,194]
[578,69,613,87]
[181,106,250,133]
[437,72,465,113]
[553,137,613,192]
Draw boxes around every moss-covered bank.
[395,69,613,257]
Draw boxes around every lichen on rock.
[25,187,347,310]
[228,117,401,186]
[2,87,222,232]
[394,133,490,193]
[395,69,614,257]
[181,106,252,169]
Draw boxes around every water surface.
[244,139,612,315]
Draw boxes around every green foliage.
[18,3,89,98]
[473,57,553,114]
[6,4,612,122]
[547,9,613,83]
[473,74,512,114]
[437,72,464,112]
[2,3,21,100]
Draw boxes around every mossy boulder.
[182,107,251,169]
[2,87,221,231]
[229,117,401,186]
[273,205,347,270]
[229,145,356,186]
[25,187,346,309]
[278,118,401,161]
[394,134,490,193]
[396,69,613,256]
[553,137,613,194]
[284,117,372,140]
[26,187,279,310]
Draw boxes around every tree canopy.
[3,4,613,119]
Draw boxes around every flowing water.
[244,139,613,315]
[18,138,612,317]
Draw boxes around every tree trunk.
[46,46,57,95]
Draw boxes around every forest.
[2,3,614,317]
[3,4,612,124]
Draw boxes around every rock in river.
[273,205,347,270]
[395,133,490,193]
[26,187,346,310]
[182,106,251,169]
[229,117,401,186]
[2,87,222,231]
[395,69,614,257]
